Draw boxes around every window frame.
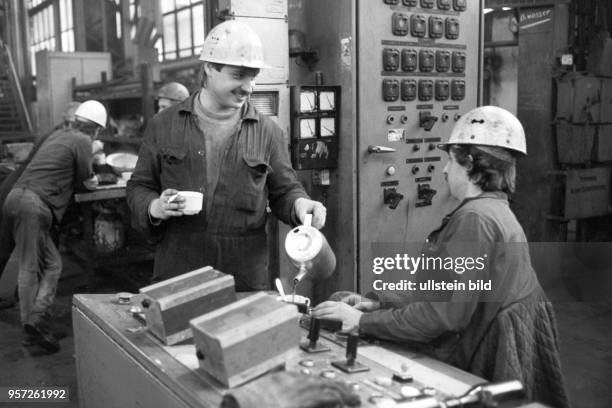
[160,0,206,62]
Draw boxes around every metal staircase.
[0,39,32,142]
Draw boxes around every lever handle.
[346,331,359,365]
[419,111,439,132]
[384,188,404,210]
[368,145,396,153]
[308,318,321,344]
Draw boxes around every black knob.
[346,331,359,366]
[141,299,150,308]
[196,350,205,360]
[308,318,321,345]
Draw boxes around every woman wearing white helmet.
[314,106,569,408]
[1,99,107,353]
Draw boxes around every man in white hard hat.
[0,101,84,310]
[1,100,107,353]
[127,20,327,290]
[156,81,189,112]
[313,107,569,408]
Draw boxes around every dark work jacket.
[467,288,570,408]
[359,192,542,366]
[14,128,93,224]
[126,93,308,289]
[0,126,60,276]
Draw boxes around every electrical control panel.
[357,0,482,291]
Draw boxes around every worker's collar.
[177,91,259,121]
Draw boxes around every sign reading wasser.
[552,168,611,219]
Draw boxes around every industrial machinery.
[283,1,483,294]
[74,284,539,408]
[356,0,483,291]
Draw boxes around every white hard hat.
[199,20,268,69]
[75,100,107,128]
[439,106,527,156]
[157,82,189,102]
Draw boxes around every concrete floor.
[1,252,611,408]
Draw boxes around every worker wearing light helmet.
[1,100,107,353]
[127,21,326,290]
[156,81,189,112]
[313,107,568,408]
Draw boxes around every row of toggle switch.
[386,112,461,125]
[383,78,465,102]
[384,0,466,12]
[383,48,465,73]
[392,13,460,39]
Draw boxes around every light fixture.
[483,8,494,14]
[289,29,319,70]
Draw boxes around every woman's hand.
[329,291,381,312]
[312,301,363,332]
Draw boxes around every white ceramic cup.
[177,191,203,215]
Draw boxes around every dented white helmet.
[199,20,267,69]
[439,106,527,156]
[74,100,107,128]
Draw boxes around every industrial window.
[27,0,75,75]
[160,0,206,61]
[128,0,140,43]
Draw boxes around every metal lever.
[384,188,404,210]
[368,145,396,153]
[419,111,439,132]
[417,184,437,204]
[444,380,525,407]
[300,318,330,353]
[331,330,370,373]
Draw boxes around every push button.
[392,13,410,36]
[411,15,426,38]
[429,16,444,39]
[382,48,400,71]
[401,79,417,101]
[436,50,451,72]
[452,51,466,73]
[419,49,435,72]
[401,49,418,72]
[382,79,400,102]
[446,17,460,39]
[418,79,434,101]
[438,0,451,10]
[435,80,450,101]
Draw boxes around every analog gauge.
[300,91,316,113]
[320,118,336,137]
[319,91,336,111]
[300,118,316,138]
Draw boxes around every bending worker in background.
[1,100,106,353]
[127,20,326,290]
[156,81,190,112]
[313,107,569,408]
[0,101,83,309]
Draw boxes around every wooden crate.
[556,123,595,164]
[555,74,601,124]
[139,267,236,345]
[595,125,612,162]
[549,167,610,220]
[190,292,300,388]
